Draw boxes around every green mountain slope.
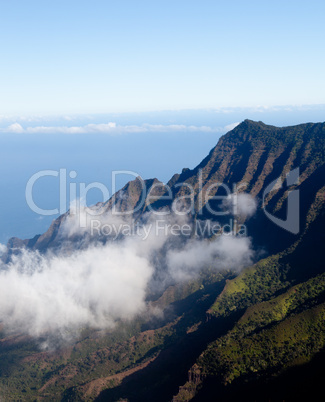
[175,284,325,401]
[0,120,324,401]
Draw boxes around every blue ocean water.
[0,127,221,243]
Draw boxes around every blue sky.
[1,0,324,114]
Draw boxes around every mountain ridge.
[5,119,325,256]
[1,119,325,401]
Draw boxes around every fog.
[222,193,257,217]
[0,211,255,346]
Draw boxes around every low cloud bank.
[1,122,239,135]
[167,235,253,282]
[0,242,153,345]
[0,212,254,345]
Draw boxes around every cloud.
[167,235,253,282]
[60,206,129,240]
[0,209,255,346]
[0,122,238,135]
[0,243,7,256]
[6,123,24,133]
[25,122,117,134]
[222,193,257,218]
[0,242,153,344]
[235,193,258,216]
[213,104,325,114]
[224,122,240,131]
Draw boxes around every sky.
[1,0,325,114]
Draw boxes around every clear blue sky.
[1,0,324,114]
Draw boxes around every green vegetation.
[199,303,325,385]
[1,120,325,401]
[174,273,325,401]
[209,254,289,317]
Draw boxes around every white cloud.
[6,123,24,133]
[26,122,117,134]
[0,243,153,343]
[0,122,238,135]
[224,122,240,131]
[0,208,255,346]
[223,193,257,218]
[0,243,7,256]
[236,193,257,216]
[167,235,253,282]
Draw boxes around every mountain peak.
[231,119,272,133]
